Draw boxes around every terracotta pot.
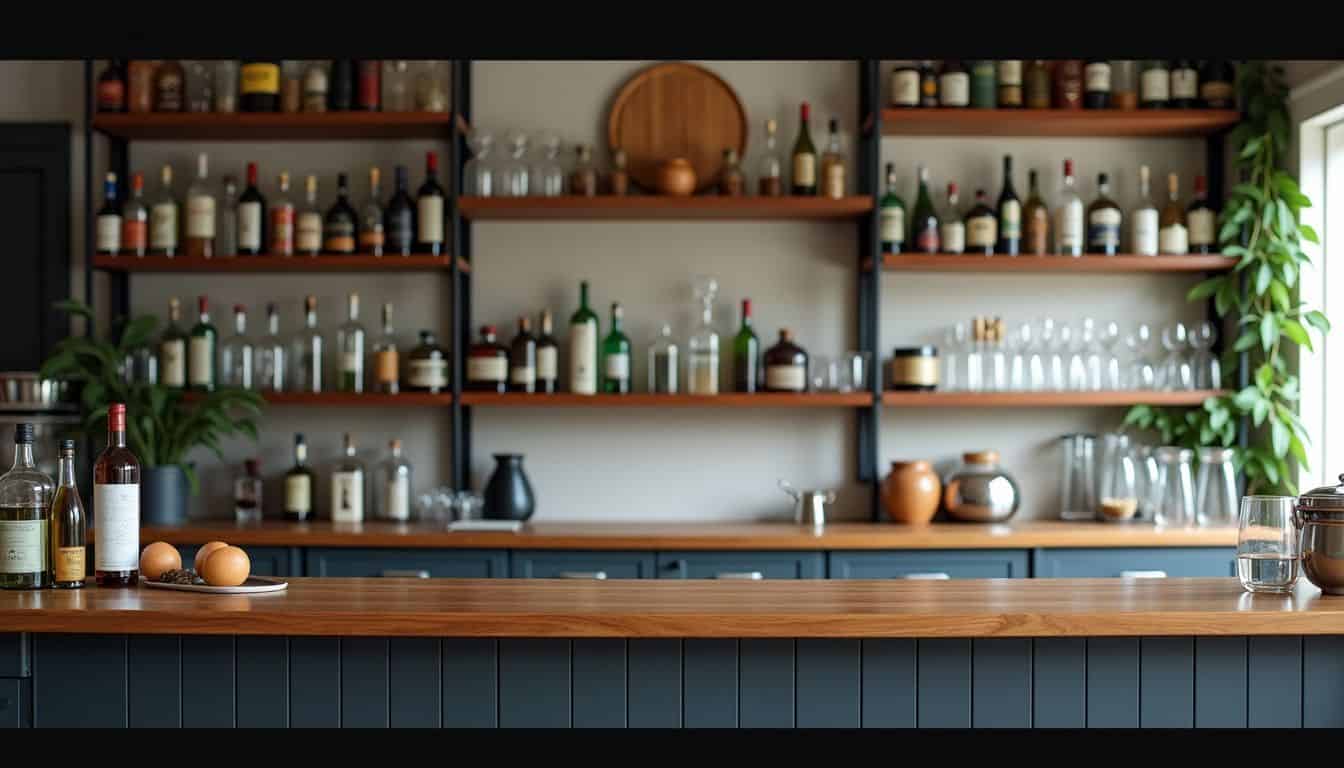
[656,157,697,197]
[881,460,941,525]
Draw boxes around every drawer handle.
[558,571,608,580]
[382,569,430,579]
[715,571,764,580]
[902,572,951,580]
[1120,570,1168,579]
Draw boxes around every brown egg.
[194,541,230,571]
[139,541,182,580]
[199,545,250,587]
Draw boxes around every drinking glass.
[1041,317,1066,391]
[454,490,485,521]
[810,355,836,391]
[1190,320,1221,390]
[1026,320,1046,391]
[1196,447,1239,526]
[1237,495,1300,594]
[1131,443,1160,519]
[464,131,496,197]
[1125,323,1156,390]
[845,351,872,392]
[989,330,1008,392]
[1159,322,1193,391]
[531,135,566,197]
[1079,316,1103,391]
[187,61,214,113]
[1098,434,1140,521]
[1095,432,1125,507]
[1058,433,1097,520]
[1062,323,1088,391]
[1099,320,1123,390]
[1152,446,1196,527]
[499,132,531,197]
[942,323,968,391]
[1008,321,1030,391]
[966,326,984,392]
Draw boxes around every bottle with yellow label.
[49,439,84,588]
[239,60,280,113]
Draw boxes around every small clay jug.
[483,453,535,521]
[882,460,940,525]
[656,157,697,196]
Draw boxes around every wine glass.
[1041,317,1066,391]
[1190,320,1221,390]
[499,131,531,197]
[1125,322,1156,389]
[1026,319,1047,391]
[1008,321,1032,391]
[1062,323,1088,391]
[1099,320,1123,390]
[1079,316,1102,391]
[531,135,565,197]
[1160,322,1193,391]
[464,131,495,197]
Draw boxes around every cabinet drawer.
[828,550,1029,579]
[1033,547,1237,578]
[511,550,656,579]
[656,551,824,579]
[0,678,31,728]
[306,548,509,578]
[174,545,298,577]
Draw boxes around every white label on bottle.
[1088,207,1123,248]
[880,207,905,245]
[150,203,178,249]
[189,336,213,386]
[0,519,45,574]
[94,483,139,571]
[569,321,597,394]
[340,351,359,377]
[940,221,966,254]
[1141,68,1170,101]
[296,212,323,252]
[385,475,409,521]
[467,356,507,383]
[407,359,447,388]
[285,475,311,514]
[1057,200,1085,249]
[939,72,969,106]
[1132,209,1159,255]
[536,347,557,381]
[417,196,444,243]
[967,215,997,247]
[891,70,919,106]
[1159,223,1189,255]
[1188,209,1216,246]
[1085,63,1112,91]
[97,214,122,252]
[793,154,815,187]
[161,339,185,386]
[331,471,363,522]
[765,365,806,391]
[997,61,1022,86]
[186,195,216,238]
[604,353,630,381]
[1171,69,1198,99]
[999,200,1021,238]
[510,365,535,385]
[238,202,262,251]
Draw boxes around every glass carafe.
[1195,447,1238,527]
[464,131,495,197]
[1152,446,1196,527]
[1097,434,1139,521]
[942,322,968,391]
[1058,433,1096,521]
[687,276,720,395]
[532,135,565,197]
[499,131,530,197]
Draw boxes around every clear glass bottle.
[360,166,384,256]
[149,164,179,257]
[687,276,719,395]
[217,175,239,257]
[1058,433,1096,520]
[570,144,598,197]
[531,135,564,197]
[648,323,679,394]
[1153,446,1196,527]
[1132,443,1160,520]
[372,302,399,394]
[819,118,846,199]
[464,131,495,197]
[220,304,254,389]
[257,302,285,392]
[337,293,365,393]
[377,439,413,521]
[1131,165,1159,256]
[48,439,85,589]
[293,295,323,393]
[758,118,783,197]
[1054,159,1084,256]
[214,60,238,112]
[234,458,262,523]
[184,152,215,259]
[0,423,53,589]
[382,60,411,112]
[414,61,449,112]
[187,60,214,112]
[500,132,530,197]
[331,433,365,523]
[1195,447,1238,527]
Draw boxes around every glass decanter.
[531,135,565,197]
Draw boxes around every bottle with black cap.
[49,439,85,588]
[0,423,54,589]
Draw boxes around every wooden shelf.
[458,195,873,221]
[877,253,1233,273]
[185,392,452,406]
[882,391,1222,408]
[879,108,1240,137]
[462,392,873,407]
[92,254,467,273]
[92,111,455,141]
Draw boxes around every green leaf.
[1253,398,1270,426]
[1300,224,1320,244]
[1187,277,1224,302]
[1280,259,1298,289]
[1256,362,1275,392]
[1234,331,1258,353]
[1283,319,1313,351]
[1260,314,1277,353]
[1216,278,1236,316]
[1277,199,1296,237]
[1290,432,1310,469]
[1305,310,1331,333]
[1271,418,1291,458]
[1210,407,1229,430]
[1232,182,1265,203]
[1262,455,1280,486]
[1241,134,1265,159]
[1255,263,1272,295]
[1233,386,1260,411]
[1269,280,1291,311]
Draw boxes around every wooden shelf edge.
[878,108,1240,137]
[92,111,455,141]
[183,392,452,406]
[882,391,1223,408]
[462,392,873,407]
[875,253,1233,273]
[458,196,874,220]
[91,254,468,273]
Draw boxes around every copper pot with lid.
[1294,474,1344,594]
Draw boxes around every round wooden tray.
[607,62,748,194]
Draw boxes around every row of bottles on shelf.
[95,153,446,258]
[256,433,413,524]
[889,60,1236,111]
[96,60,449,115]
[880,157,1218,257]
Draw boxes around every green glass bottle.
[969,60,996,108]
[601,302,631,394]
[790,101,817,196]
[910,165,940,253]
[568,281,599,395]
[878,163,906,254]
[732,298,760,393]
[188,294,217,391]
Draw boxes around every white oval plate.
[140,576,289,594]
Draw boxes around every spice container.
[887,346,939,391]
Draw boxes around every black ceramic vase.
[482,453,535,521]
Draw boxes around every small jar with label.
[996,61,1023,108]
[406,330,448,393]
[938,60,970,108]
[890,62,920,108]
[467,325,508,393]
[888,346,939,391]
[763,328,809,393]
[1053,60,1083,109]
[1024,60,1052,109]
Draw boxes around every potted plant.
[39,301,264,524]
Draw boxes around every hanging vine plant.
[1125,61,1330,494]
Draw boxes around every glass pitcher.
[1058,433,1096,521]
[1195,447,1238,527]
[1152,446,1195,527]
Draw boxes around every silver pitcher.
[779,480,835,529]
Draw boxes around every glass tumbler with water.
[1237,495,1300,593]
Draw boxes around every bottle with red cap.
[733,298,760,393]
[466,325,508,393]
[94,403,140,587]
[790,101,817,196]
[1186,174,1217,254]
[121,172,148,257]
[237,161,267,255]
[188,295,217,391]
[1054,159,1085,257]
[416,151,445,255]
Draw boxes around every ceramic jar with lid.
[881,460,940,525]
[942,450,1020,523]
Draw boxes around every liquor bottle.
[996,155,1021,255]
[126,61,155,113]
[97,60,127,112]
[48,439,84,589]
[918,61,939,107]
[1159,173,1189,255]
[237,162,266,255]
[466,325,508,393]
[819,118,846,198]
[1169,59,1199,108]
[296,174,322,256]
[233,458,262,523]
[1054,60,1083,109]
[122,171,148,257]
[327,60,355,112]
[1131,165,1159,256]
[1187,174,1217,254]
[382,62,410,112]
[0,423,52,589]
[337,293,365,393]
[360,167,385,255]
[153,60,185,112]
[602,304,632,394]
[791,102,817,196]
[93,404,139,587]
[648,324,679,393]
[997,60,1023,107]
[968,60,995,108]
[406,331,447,393]
[964,189,997,256]
[569,281,599,395]
[149,164,178,257]
[1023,171,1050,256]
[570,145,598,196]
[1112,60,1139,110]
[536,310,559,394]
[416,152,445,255]
[281,61,302,113]
[940,183,965,255]
[356,60,381,111]
[890,62,920,108]
[1025,60,1052,109]
[257,302,286,392]
[220,304,253,389]
[96,172,122,256]
[732,299,760,393]
[1054,159,1084,256]
[271,171,294,256]
[763,329,808,392]
[239,60,281,112]
[372,302,399,394]
[184,153,215,259]
[688,282,719,396]
[1083,59,1112,108]
[214,61,239,113]
[758,118,783,196]
[293,295,323,393]
[218,175,238,257]
[303,61,328,112]
[283,433,314,522]
[189,295,217,391]
[717,150,743,196]
[910,164,940,253]
[331,433,365,522]
[385,165,415,256]
[878,163,906,253]
[377,440,412,522]
[509,316,537,393]
[1200,60,1235,108]
[160,297,187,389]
[1140,60,1170,108]
[324,172,358,254]
[1086,173,1123,255]
[938,60,970,107]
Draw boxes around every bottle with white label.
[122,171,148,256]
[938,60,970,107]
[336,292,365,393]
[763,329,808,393]
[602,303,632,395]
[330,433,365,523]
[890,62,920,108]
[878,163,906,253]
[1140,60,1170,109]
[406,330,447,393]
[467,325,509,393]
[536,310,559,394]
[940,183,966,255]
[1054,159,1085,256]
[93,404,139,587]
[159,297,187,389]
[0,423,53,589]
[1159,173,1189,255]
[283,433,315,522]
[1083,59,1112,109]
[416,150,445,255]
[292,295,324,393]
[508,316,537,394]
[568,281,599,395]
[185,152,216,259]
[997,60,1023,107]
[377,440,412,521]
[1186,174,1217,254]
[149,164,178,257]
[996,155,1020,255]
[188,295,217,391]
[1131,165,1160,256]
[296,174,322,257]
[1169,60,1199,109]
[688,277,720,396]
[219,304,254,389]
[95,172,122,256]
[1086,173,1123,255]
[964,189,997,256]
[237,161,266,255]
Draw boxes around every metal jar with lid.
[942,450,1019,523]
[888,346,939,391]
[1296,474,1344,594]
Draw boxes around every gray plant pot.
[141,465,188,526]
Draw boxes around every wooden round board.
[607,62,747,194]
[141,576,289,594]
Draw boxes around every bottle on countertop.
[378,440,412,522]
[1131,165,1160,256]
[97,60,127,112]
[234,458,262,524]
[997,60,1023,108]
[820,118,846,199]
[940,183,965,255]
[284,433,314,522]
[1023,170,1050,256]
[602,303,632,395]
[508,316,537,394]
[535,311,559,394]
[910,164,940,253]
[153,59,185,112]
[293,295,324,393]
[336,293,365,393]
[568,281,599,395]
[1159,173,1189,255]
[890,62,920,108]
[1169,60,1199,108]
[1086,173,1123,256]
[48,438,84,589]
[791,101,818,195]
[406,330,447,393]
[1140,60,1171,108]
[0,423,53,589]
[938,60,970,108]
[1054,159,1084,257]
[188,295,217,392]
[466,325,508,393]
[1083,59,1112,109]
[372,302,399,395]
[1054,60,1083,109]
[121,171,148,257]
[237,162,265,256]
[238,60,279,113]
[758,119,783,196]
[270,171,294,256]
[1187,174,1217,254]
[149,164,178,257]
[968,60,996,108]
[763,329,808,393]
[159,298,187,389]
[220,304,253,389]
[93,404,140,587]
[384,165,416,256]
[257,302,286,392]
[964,188,997,256]
[732,299,759,393]
[323,172,358,255]
[360,166,385,255]
[996,155,1021,255]
[96,172,122,256]
[331,433,365,523]
[879,163,906,254]
[416,152,445,255]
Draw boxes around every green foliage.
[39,301,264,494]
[1124,62,1327,495]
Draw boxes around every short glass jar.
[888,346,939,391]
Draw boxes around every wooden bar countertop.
[0,577,1336,638]
[139,520,1239,550]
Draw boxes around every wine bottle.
[878,163,906,253]
[1054,159,1084,256]
[296,174,322,257]
[1140,60,1170,108]
[1023,170,1050,256]
[94,403,139,587]
[1024,60,1052,109]
[819,118,846,198]
[283,433,314,522]
[997,60,1023,108]
[270,171,294,256]
[910,164,940,253]
[732,299,760,393]
[327,60,355,112]
[467,325,509,393]
[331,433,365,523]
[509,316,538,394]
[1083,59,1112,109]
[918,61,939,107]
[359,166,385,256]
[536,310,559,394]
[758,119,783,196]
[48,439,85,589]
[416,152,445,255]
[160,297,187,389]
[996,155,1020,255]
[1054,60,1084,109]
[1159,173,1189,255]
[336,293,365,392]
[372,302,399,394]
[0,423,52,589]
[184,153,215,259]
[790,102,817,196]
[1086,173,1123,255]
[602,303,631,395]
[149,164,178,257]
[1169,60,1199,109]
[968,60,995,108]
[188,295,217,392]
[964,189,997,256]
[1187,174,1217,254]
[121,172,148,257]
[323,172,358,255]
[763,329,808,392]
[385,165,415,256]
[1199,60,1235,108]
[97,60,126,112]
[93,172,122,257]
[568,282,599,395]
[237,161,266,255]
[940,183,965,255]
[1131,165,1159,256]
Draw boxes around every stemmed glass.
[1190,320,1221,390]
[1026,319,1047,391]
[531,135,565,197]
[499,132,531,197]
[1159,322,1194,391]
[464,131,495,197]
[1063,323,1088,391]
[1099,320,1123,390]
[1041,317,1066,391]
[1125,323,1156,390]
[1079,316,1103,391]
[1008,321,1036,391]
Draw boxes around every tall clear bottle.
[1054,159,1084,256]
[149,164,178,257]
[568,281,599,395]
[758,119,783,196]
[257,302,286,391]
[687,277,720,395]
[331,433,365,523]
[648,324,679,393]
[0,423,52,589]
[360,166,385,255]
[122,171,148,256]
[220,304,254,389]
[336,292,365,393]
[159,297,188,390]
[184,152,216,259]
[1131,165,1159,256]
[293,295,323,393]
[377,439,412,521]
[48,439,85,588]
[372,302,399,394]
[93,404,139,587]
[295,174,322,257]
